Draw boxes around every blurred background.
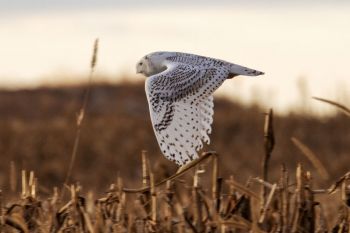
[0,0,349,194]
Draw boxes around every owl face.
[136,56,150,76]
[136,52,168,77]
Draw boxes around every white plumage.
[136,51,264,165]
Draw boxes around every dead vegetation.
[1,151,350,232]
[0,82,349,192]
[0,104,349,232]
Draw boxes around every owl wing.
[145,62,230,165]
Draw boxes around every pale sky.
[1,1,350,114]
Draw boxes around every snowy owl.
[136,51,264,166]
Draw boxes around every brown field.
[0,81,349,232]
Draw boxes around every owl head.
[136,52,169,77]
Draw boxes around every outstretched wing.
[145,62,230,165]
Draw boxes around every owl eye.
[139,62,143,66]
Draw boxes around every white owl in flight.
[136,52,264,166]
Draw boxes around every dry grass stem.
[10,161,17,193]
[62,38,99,198]
[259,183,277,223]
[312,96,350,117]
[291,137,330,180]
[262,108,275,208]
[122,151,216,193]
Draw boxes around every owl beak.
[136,65,142,74]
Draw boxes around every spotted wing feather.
[145,63,229,165]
